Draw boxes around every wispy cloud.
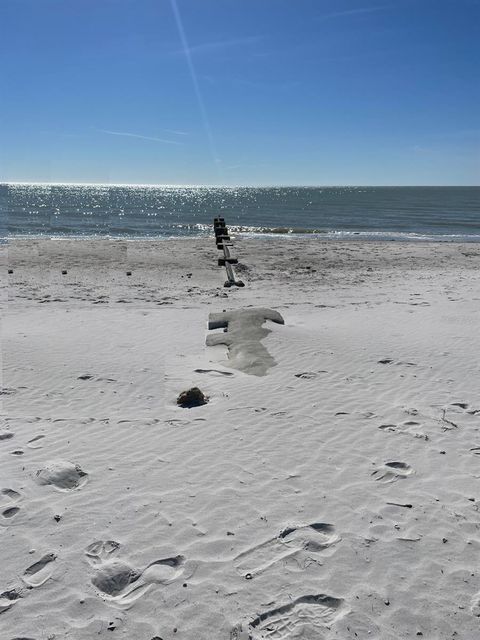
[318,5,390,20]
[164,129,189,136]
[170,35,262,56]
[97,129,183,145]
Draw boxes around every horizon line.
[1,181,478,188]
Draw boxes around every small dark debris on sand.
[177,387,209,408]
[386,502,413,508]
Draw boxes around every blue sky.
[1,0,479,185]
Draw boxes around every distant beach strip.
[1,183,479,241]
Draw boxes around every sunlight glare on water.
[1,183,479,241]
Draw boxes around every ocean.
[1,183,479,241]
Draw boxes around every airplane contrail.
[98,129,183,145]
[169,0,222,177]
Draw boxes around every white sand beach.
[1,236,480,639]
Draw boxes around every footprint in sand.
[27,435,45,450]
[294,372,318,379]
[379,420,422,431]
[2,506,20,519]
[35,460,88,491]
[0,388,17,396]
[234,522,339,578]
[231,594,347,639]
[471,593,480,617]
[449,402,480,415]
[372,461,414,483]
[85,540,120,565]
[22,553,56,588]
[86,541,185,607]
[451,402,469,410]
[194,368,234,377]
[378,424,398,432]
[377,358,416,367]
[1,488,21,501]
[0,555,55,614]
[0,589,21,615]
[378,421,428,440]
[1,489,22,522]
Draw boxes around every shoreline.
[4,231,480,243]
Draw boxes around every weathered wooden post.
[218,243,238,266]
[213,217,244,287]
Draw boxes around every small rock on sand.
[177,387,209,408]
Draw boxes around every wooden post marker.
[213,217,244,287]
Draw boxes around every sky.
[0,0,479,185]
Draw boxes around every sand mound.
[35,460,88,491]
[206,307,285,376]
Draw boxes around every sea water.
[1,183,478,241]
